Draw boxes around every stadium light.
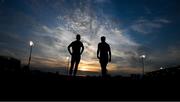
[30,41,34,47]
[160,67,163,70]
[140,54,146,59]
[28,41,34,68]
[140,54,146,76]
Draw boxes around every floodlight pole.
[28,41,33,68]
[140,55,146,76]
[142,57,145,76]
[28,45,32,68]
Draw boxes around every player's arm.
[97,44,100,59]
[108,45,111,62]
[67,43,72,55]
[80,43,84,55]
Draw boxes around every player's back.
[98,42,110,56]
[71,41,83,55]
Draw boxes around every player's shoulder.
[98,42,102,45]
[80,40,83,43]
[79,41,83,44]
[106,42,110,46]
[71,41,76,44]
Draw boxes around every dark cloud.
[131,18,171,34]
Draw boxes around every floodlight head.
[30,41,34,47]
[66,56,69,60]
[140,54,146,59]
[160,67,163,70]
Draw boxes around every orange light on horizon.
[78,64,100,72]
[27,56,144,75]
[79,67,90,71]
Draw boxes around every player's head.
[76,34,81,41]
[101,36,106,42]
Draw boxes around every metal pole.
[142,58,145,76]
[28,46,32,68]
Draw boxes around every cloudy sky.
[0,0,180,76]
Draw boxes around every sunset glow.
[0,0,179,76]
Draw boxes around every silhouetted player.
[68,34,84,76]
[97,36,111,77]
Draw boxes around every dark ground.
[0,70,180,101]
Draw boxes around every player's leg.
[69,56,75,76]
[73,56,81,76]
